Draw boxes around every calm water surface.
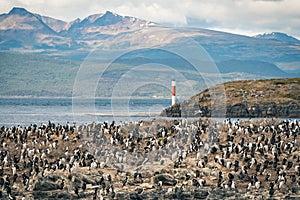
[0,97,171,126]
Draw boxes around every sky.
[1,0,300,38]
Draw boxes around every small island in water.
[162,78,300,118]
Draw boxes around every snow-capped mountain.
[254,32,300,44]
[61,11,159,39]
[0,7,159,51]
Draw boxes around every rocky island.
[0,117,299,199]
[162,78,300,118]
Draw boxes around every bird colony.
[0,118,299,199]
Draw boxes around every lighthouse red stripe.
[172,85,176,96]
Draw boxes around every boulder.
[194,189,209,199]
[153,174,177,186]
[34,179,59,191]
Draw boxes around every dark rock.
[161,104,181,117]
[46,175,61,182]
[81,176,96,185]
[72,173,96,185]
[34,191,74,199]
[194,189,209,199]
[164,98,300,118]
[34,178,59,191]
[153,174,177,186]
[129,193,143,200]
[177,192,193,199]
[55,192,72,199]
[33,191,49,199]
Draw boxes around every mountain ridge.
[62,10,158,39]
[254,32,300,44]
[0,7,161,50]
[216,60,289,77]
[35,14,67,33]
[0,7,55,34]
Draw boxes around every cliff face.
[162,78,300,118]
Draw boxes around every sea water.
[0,97,171,126]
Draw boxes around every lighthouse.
[172,80,176,106]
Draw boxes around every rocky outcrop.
[162,78,300,118]
[34,176,62,191]
[227,101,300,118]
[153,174,177,186]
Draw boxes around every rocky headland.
[162,78,300,118]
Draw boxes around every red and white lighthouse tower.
[172,80,176,105]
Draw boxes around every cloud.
[1,0,300,38]
[253,0,283,2]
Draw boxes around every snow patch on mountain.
[254,32,300,44]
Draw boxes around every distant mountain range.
[0,7,158,52]
[0,7,299,97]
